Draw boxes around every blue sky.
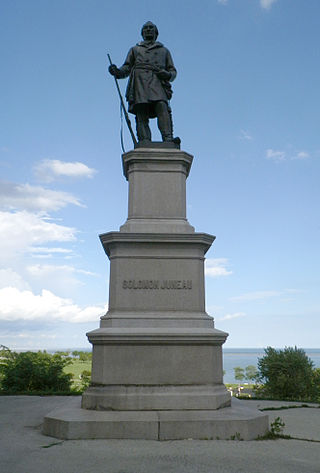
[1,0,319,350]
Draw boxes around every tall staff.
[107,53,138,148]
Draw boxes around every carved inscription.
[122,279,192,290]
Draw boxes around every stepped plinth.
[43,145,268,440]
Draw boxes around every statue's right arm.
[111,48,135,79]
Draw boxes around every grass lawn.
[64,359,92,389]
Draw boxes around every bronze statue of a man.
[109,21,177,143]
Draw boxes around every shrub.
[257,346,315,400]
[311,368,320,402]
[79,370,91,391]
[0,349,73,393]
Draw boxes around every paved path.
[1,396,319,473]
[245,399,320,441]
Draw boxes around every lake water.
[223,348,320,383]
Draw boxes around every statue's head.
[141,21,158,41]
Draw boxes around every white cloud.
[0,181,83,212]
[260,0,278,9]
[219,312,246,321]
[30,247,72,254]
[29,247,73,258]
[0,269,31,291]
[1,328,92,351]
[217,0,228,5]
[24,264,98,297]
[284,288,302,295]
[266,149,286,162]
[239,130,253,141]
[27,264,97,278]
[0,287,106,323]
[293,151,310,160]
[205,258,233,277]
[0,211,76,261]
[230,289,300,302]
[34,159,96,182]
[266,148,311,162]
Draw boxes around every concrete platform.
[42,397,268,440]
[243,399,320,441]
[1,396,320,473]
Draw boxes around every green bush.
[257,346,315,401]
[311,368,320,402]
[79,370,91,391]
[0,348,73,393]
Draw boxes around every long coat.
[117,41,177,116]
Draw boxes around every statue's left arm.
[156,48,177,82]
[165,50,177,82]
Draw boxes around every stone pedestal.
[43,146,268,440]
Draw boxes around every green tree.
[0,345,12,356]
[234,367,245,395]
[257,346,315,400]
[79,351,92,362]
[55,351,71,358]
[0,345,14,384]
[72,351,92,362]
[0,349,73,393]
[0,345,14,363]
[234,366,245,383]
[245,365,258,382]
[311,368,320,402]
